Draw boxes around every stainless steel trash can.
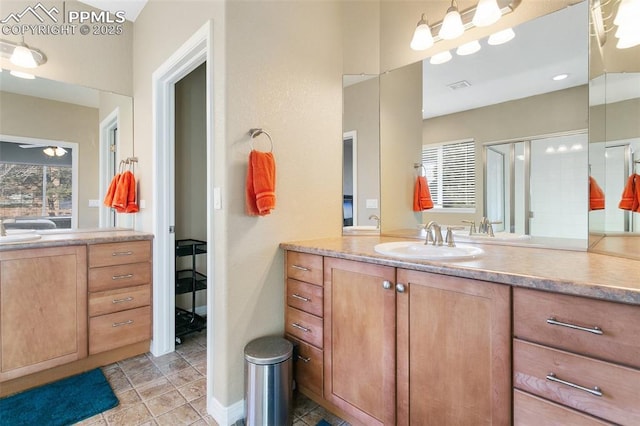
[244,336,293,426]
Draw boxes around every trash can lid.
[244,336,293,365]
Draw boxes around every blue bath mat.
[316,421,331,426]
[0,368,118,426]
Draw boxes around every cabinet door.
[396,269,511,426]
[0,246,87,381]
[324,258,396,426]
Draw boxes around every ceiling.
[422,0,589,119]
[77,0,147,22]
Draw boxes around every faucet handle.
[445,226,465,247]
[461,220,476,235]
[487,220,502,237]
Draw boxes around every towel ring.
[249,128,273,153]
[414,163,426,177]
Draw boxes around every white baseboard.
[209,397,244,425]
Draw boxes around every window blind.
[422,140,476,209]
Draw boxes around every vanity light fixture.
[439,0,465,40]
[0,38,47,69]
[411,14,435,51]
[43,146,67,157]
[430,50,453,65]
[456,40,482,55]
[472,0,502,27]
[487,28,515,45]
[613,0,640,49]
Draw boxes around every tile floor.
[74,332,348,426]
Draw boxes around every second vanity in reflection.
[281,237,640,426]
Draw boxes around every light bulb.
[456,40,481,55]
[43,147,55,156]
[488,28,515,45]
[439,3,464,40]
[11,45,38,68]
[55,147,66,156]
[430,50,453,65]
[472,0,502,27]
[410,15,434,51]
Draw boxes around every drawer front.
[88,262,151,292]
[513,339,640,425]
[514,389,613,426]
[89,241,151,268]
[288,335,323,397]
[286,251,322,286]
[89,306,151,355]
[89,285,151,317]
[287,279,323,317]
[514,288,640,369]
[285,307,323,349]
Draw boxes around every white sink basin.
[0,231,42,244]
[374,241,483,260]
[453,231,531,242]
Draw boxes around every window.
[422,140,476,210]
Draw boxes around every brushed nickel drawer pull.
[291,264,311,272]
[292,323,311,333]
[291,294,311,302]
[112,296,134,304]
[546,373,603,397]
[298,355,311,363]
[112,251,133,256]
[112,320,134,327]
[546,317,603,335]
[112,273,134,280]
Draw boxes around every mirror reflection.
[0,72,133,230]
[377,1,590,249]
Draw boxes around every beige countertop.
[281,236,640,306]
[0,229,153,251]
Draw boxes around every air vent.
[447,80,471,90]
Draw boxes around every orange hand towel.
[618,174,639,212]
[124,171,139,213]
[413,175,434,211]
[103,173,120,207]
[246,150,276,216]
[111,170,130,213]
[589,176,605,211]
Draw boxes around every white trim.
[209,397,244,426]
[343,130,357,225]
[99,109,119,228]
[0,134,78,229]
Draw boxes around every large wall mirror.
[587,0,640,259]
[375,1,591,250]
[0,72,133,231]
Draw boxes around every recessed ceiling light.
[553,73,569,81]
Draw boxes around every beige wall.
[590,98,640,143]
[342,0,380,74]
[421,84,588,225]
[343,77,380,226]
[133,0,342,409]
[0,91,99,228]
[0,1,133,95]
[380,61,423,231]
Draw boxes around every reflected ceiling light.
[613,0,640,48]
[545,146,555,154]
[553,73,569,81]
[43,146,67,157]
[439,0,465,40]
[487,28,515,45]
[557,145,568,153]
[472,0,502,27]
[456,40,481,55]
[571,144,583,151]
[11,44,38,68]
[411,14,435,51]
[430,50,453,65]
[9,70,35,79]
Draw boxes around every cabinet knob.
[382,280,393,290]
[396,283,406,293]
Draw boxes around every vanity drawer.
[287,279,323,317]
[88,262,151,292]
[286,251,323,286]
[514,389,613,426]
[513,288,640,369]
[513,339,640,425]
[89,285,151,317]
[89,306,151,355]
[89,241,151,268]
[288,335,323,397]
[285,307,323,349]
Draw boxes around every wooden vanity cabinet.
[0,246,87,381]
[513,288,640,425]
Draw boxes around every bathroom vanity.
[0,230,153,397]
[281,236,640,426]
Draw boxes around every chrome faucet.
[369,214,381,229]
[478,217,502,237]
[424,221,443,246]
[461,220,476,235]
[445,226,465,247]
